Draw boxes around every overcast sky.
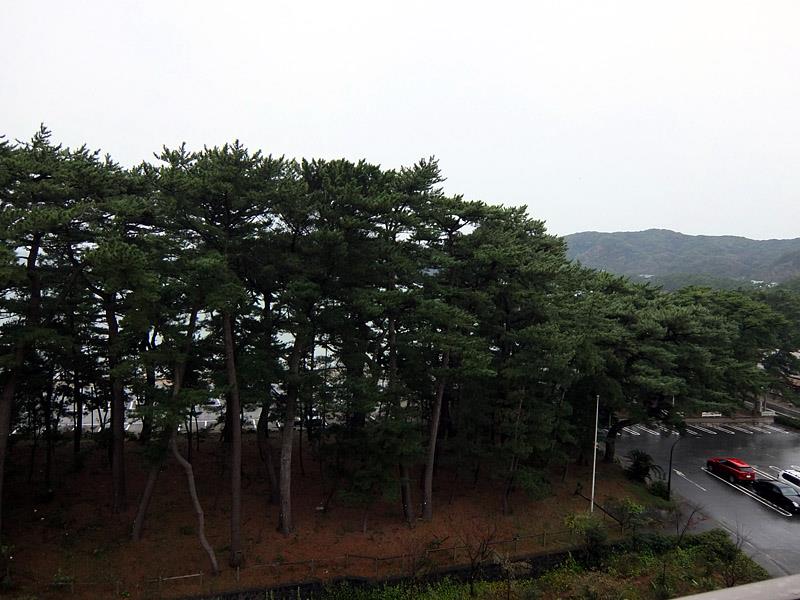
[2,1,799,239]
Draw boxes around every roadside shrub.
[686,529,768,587]
[775,414,800,430]
[647,478,669,499]
[606,498,648,534]
[517,468,552,501]
[624,449,663,483]
[537,554,584,593]
[564,513,608,565]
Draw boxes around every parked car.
[752,479,800,514]
[706,457,756,483]
[777,469,800,492]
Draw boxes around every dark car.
[752,479,800,514]
[706,457,756,483]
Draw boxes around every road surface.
[617,421,800,577]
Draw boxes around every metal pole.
[590,394,599,513]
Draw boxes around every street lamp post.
[667,435,683,500]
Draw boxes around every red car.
[706,457,756,483]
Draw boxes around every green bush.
[775,414,800,430]
[517,468,552,501]
[648,478,669,499]
[321,578,490,600]
[564,513,608,565]
[606,498,649,534]
[624,449,663,483]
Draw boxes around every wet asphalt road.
[617,421,800,577]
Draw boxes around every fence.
[9,527,582,599]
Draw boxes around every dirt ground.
[4,434,643,599]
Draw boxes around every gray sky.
[2,1,799,239]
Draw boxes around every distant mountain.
[564,229,800,286]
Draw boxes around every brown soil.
[4,435,642,599]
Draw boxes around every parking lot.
[618,422,800,576]
[50,402,261,436]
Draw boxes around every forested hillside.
[2,128,800,579]
[565,229,800,284]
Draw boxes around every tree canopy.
[1,128,798,560]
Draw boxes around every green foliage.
[775,414,800,430]
[516,468,552,501]
[624,449,663,483]
[647,479,670,499]
[606,498,649,534]
[51,568,74,586]
[3,126,799,552]
[692,529,769,587]
[564,513,608,559]
[317,529,769,599]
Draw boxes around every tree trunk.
[389,316,414,524]
[0,233,42,544]
[400,464,414,525]
[171,433,220,574]
[27,414,39,483]
[298,413,305,477]
[186,412,193,465]
[603,418,633,463]
[502,390,526,515]
[502,457,517,515]
[105,296,127,513]
[221,398,233,444]
[279,332,305,535]
[422,351,450,521]
[131,463,159,541]
[72,370,82,466]
[140,333,157,444]
[131,308,199,543]
[257,404,280,505]
[222,312,243,567]
[44,377,55,491]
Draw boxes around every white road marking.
[768,466,782,473]
[726,424,753,434]
[654,424,678,435]
[743,425,765,433]
[634,424,660,436]
[683,428,700,436]
[673,469,707,491]
[763,425,789,433]
[751,425,773,434]
[690,424,717,435]
[751,466,773,479]
[702,467,793,517]
[709,424,735,435]
[622,427,640,436]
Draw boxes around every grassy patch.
[320,528,767,599]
